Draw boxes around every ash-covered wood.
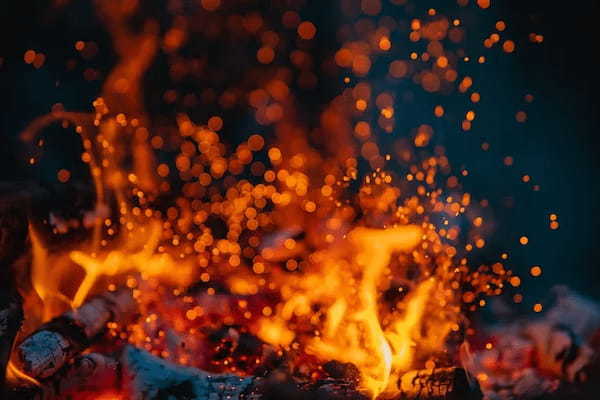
[7,352,120,400]
[47,352,119,399]
[123,345,255,400]
[4,353,119,400]
[7,342,485,400]
[398,367,482,400]
[14,288,137,379]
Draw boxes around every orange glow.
[257,46,275,64]
[503,40,515,53]
[297,21,317,40]
[477,0,491,9]
[530,266,542,277]
[379,36,392,51]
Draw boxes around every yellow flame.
[254,225,450,398]
[27,219,196,321]
[6,361,41,387]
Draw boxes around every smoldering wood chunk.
[309,379,369,400]
[42,353,119,400]
[322,360,361,382]
[398,367,482,400]
[248,378,367,400]
[15,289,136,379]
[5,353,119,400]
[1,197,27,393]
[122,345,255,400]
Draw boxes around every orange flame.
[12,1,518,398]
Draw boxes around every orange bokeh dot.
[257,47,275,64]
[530,266,542,277]
[297,21,317,40]
[57,169,71,183]
[503,40,515,53]
[208,116,223,131]
[24,50,36,64]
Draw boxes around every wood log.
[7,346,255,400]
[1,197,28,392]
[118,354,481,400]
[0,293,24,392]
[14,288,137,379]
[398,367,483,400]
[122,345,255,400]
[4,352,119,400]
[8,344,482,400]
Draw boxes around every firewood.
[47,352,119,399]
[14,288,137,379]
[1,199,28,392]
[122,345,255,400]
[8,344,484,400]
[398,367,483,400]
[0,293,24,392]
[4,352,119,400]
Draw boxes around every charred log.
[14,288,137,379]
[1,199,28,392]
[7,343,483,400]
[398,367,482,400]
[6,352,119,400]
[0,293,23,392]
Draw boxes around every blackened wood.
[1,200,27,392]
[14,289,136,379]
[398,367,482,400]
[4,352,119,400]
[0,293,24,393]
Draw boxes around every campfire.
[1,1,599,399]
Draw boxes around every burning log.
[122,345,255,400]
[118,355,481,400]
[398,367,483,400]
[6,353,120,400]
[14,288,137,379]
[9,346,254,400]
[8,341,483,400]
[46,352,119,399]
[5,356,114,399]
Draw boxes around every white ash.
[122,345,254,400]
[15,288,136,379]
[17,330,71,379]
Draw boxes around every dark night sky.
[1,0,599,304]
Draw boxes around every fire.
[8,0,522,398]
[306,226,425,397]
[252,222,460,398]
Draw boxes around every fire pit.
[1,1,599,399]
